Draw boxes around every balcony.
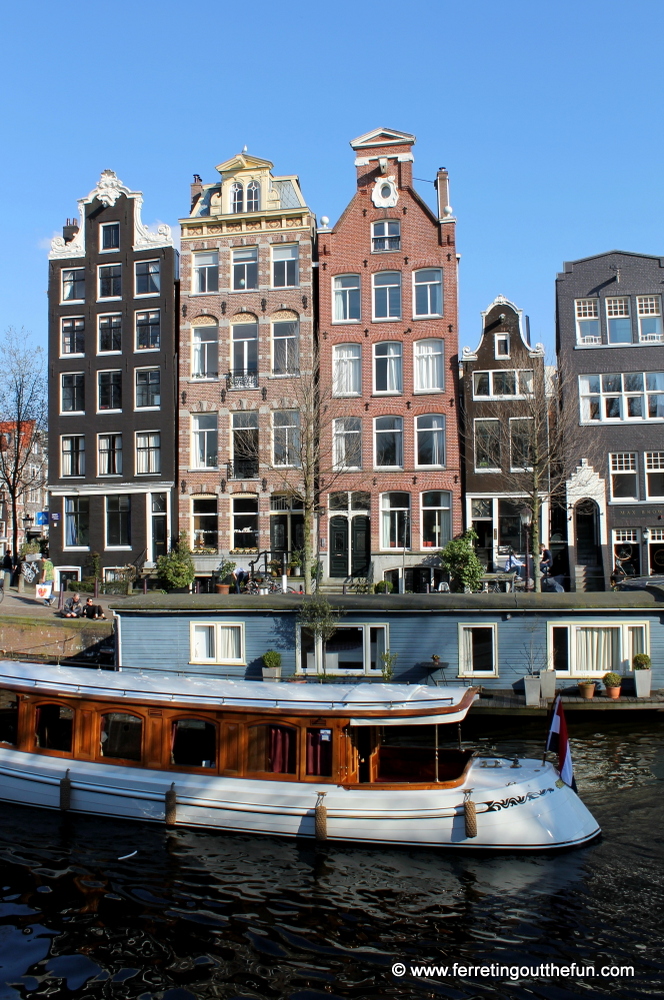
[227,369,258,390]
[227,459,259,480]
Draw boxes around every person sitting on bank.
[539,544,553,575]
[81,597,107,620]
[62,593,83,618]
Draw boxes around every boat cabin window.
[35,703,74,753]
[0,690,18,746]
[356,725,472,784]
[247,724,297,774]
[100,712,143,762]
[171,719,216,768]
[306,728,333,776]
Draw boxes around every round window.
[381,184,391,198]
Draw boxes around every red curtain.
[269,725,296,773]
[306,729,332,776]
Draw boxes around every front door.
[152,515,167,560]
[329,517,348,578]
[575,499,601,565]
[350,515,370,576]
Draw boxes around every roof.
[0,660,472,719]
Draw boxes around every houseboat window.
[190,623,243,663]
[300,624,388,674]
[35,704,74,752]
[306,728,333,776]
[459,625,497,675]
[0,690,18,745]
[547,622,648,675]
[100,713,142,761]
[171,719,216,768]
[247,724,297,774]
[376,725,472,783]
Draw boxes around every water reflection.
[0,723,662,998]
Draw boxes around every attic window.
[495,333,510,358]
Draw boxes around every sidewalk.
[0,586,119,621]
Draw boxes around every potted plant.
[215,558,236,595]
[632,653,652,698]
[577,679,596,700]
[262,649,282,681]
[603,672,622,699]
[373,580,393,594]
[289,550,303,576]
[156,533,196,592]
[523,671,541,707]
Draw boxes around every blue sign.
[35,512,49,526]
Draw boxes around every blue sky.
[2,0,663,357]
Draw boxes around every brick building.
[178,152,316,583]
[47,171,178,591]
[317,128,462,591]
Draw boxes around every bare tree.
[0,328,47,560]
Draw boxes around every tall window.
[373,271,401,319]
[101,223,120,250]
[135,260,160,296]
[136,432,160,475]
[645,452,664,498]
[414,339,444,391]
[637,296,663,342]
[575,299,600,344]
[422,491,451,548]
[475,418,501,470]
[610,453,638,500]
[579,372,664,422]
[99,434,122,476]
[62,373,84,413]
[98,315,122,353]
[233,412,259,478]
[100,713,142,761]
[191,623,243,663]
[414,269,443,316]
[509,417,534,471]
[459,625,497,675]
[193,251,219,293]
[274,411,300,466]
[246,180,260,212]
[106,495,131,547]
[606,297,632,344]
[233,495,258,549]
[99,264,121,298]
[136,369,160,408]
[62,268,85,301]
[374,342,402,393]
[192,414,218,468]
[273,245,298,287]
[61,436,85,477]
[333,418,362,470]
[61,317,85,355]
[375,416,403,468]
[333,344,361,395]
[192,327,218,378]
[65,496,89,547]
[473,370,533,398]
[372,220,400,252]
[272,321,299,374]
[192,497,218,550]
[333,275,361,321]
[233,248,258,290]
[231,323,258,386]
[381,492,410,548]
[416,414,445,467]
[136,310,160,350]
[231,182,243,213]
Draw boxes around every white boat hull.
[0,750,600,850]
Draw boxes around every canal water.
[0,719,662,1000]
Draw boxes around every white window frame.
[134,367,161,410]
[61,316,85,357]
[412,268,443,318]
[61,267,85,304]
[547,620,649,676]
[414,339,444,392]
[458,623,498,677]
[246,180,260,213]
[333,417,362,471]
[575,299,601,345]
[509,417,534,472]
[296,623,389,675]
[60,372,85,415]
[472,370,534,400]
[135,310,161,352]
[372,271,401,320]
[371,220,400,253]
[606,296,632,345]
[272,319,299,376]
[273,410,301,467]
[63,496,90,551]
[421,490,451,549]
[189,622,245,664]
[232,247,258,292]
[332,343,361,396]
[609,452,639,501]
[105,494,132,551]
[134,259,160,298]
[135,431,161,476]
[98,433,123,477]
[373,341,402,394]
[637,296,663,343]
[374,416,403,470]
[272,244,298,288]
[495,332,510,358]
[100,222,120,253]
[415,414,446,468]
[191,413,218,470]
[192,251,219,294]
[474,417,501,472]
[333,274,361,323]
[579,372,664,423]
[97,263,122,301]
[191,326,219,379]
[645,451,664,499]
[379,491,410,549]
[61,435,85,478]
[98,313,122,355]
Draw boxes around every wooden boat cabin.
[0,664,477,790]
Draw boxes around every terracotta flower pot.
[578,682,595,700]
[605,686,621,700]
[216,583,231,595]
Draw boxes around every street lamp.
[520,506,532,592]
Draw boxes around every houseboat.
[0,661,600,850]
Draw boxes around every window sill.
[105,547,132,551]
[60,353,85,360]
[373,467,404,472]
[134,407,161,412]
[60,299,85,306]
[97,410,123,416]
[135,347,161,354]
[372,317,401,323]
[474,468,502,474]
[458,672,498,678]
[189,660,246,667]
[63,547,91,552]
[371,249,401,255]
[60,411,86,417]
[413,388,444,394]
[331,320,362,325]
[98,351,122,357]
[134,293,160,299]
[97,297,122,303]
[412,314,443,320]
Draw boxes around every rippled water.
[1,720,663,999]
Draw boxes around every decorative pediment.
[350,127,416,150]
[215,153,274,174]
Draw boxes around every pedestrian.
[2,550,12,590]
[232,566,247,593]
[40,552,55,605]
[61,593,83,618]
[81,597,107,620]
[539,544,553,575]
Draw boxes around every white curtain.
[334,346,360,394]
[461,627,474,672]
[385,343,402,392]
[416,341,443,390]
[193,625,215,660]
[218,626,241,660]
[575,627,619,673]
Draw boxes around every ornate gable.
[350,127,416,150]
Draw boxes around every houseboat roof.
[0,661,477,724]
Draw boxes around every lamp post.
[520,506,532,592]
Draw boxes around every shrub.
[633,653,651,670]
[156,532,195,590]
[440,530,483,593]
[603,672,622,688]
[373,580,393,594]
[262,650,282,670]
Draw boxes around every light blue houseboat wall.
[112,591,664,690]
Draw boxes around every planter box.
[634,670,652,698]
[262,666,282,681]
[523,675,541,707]
[539,670,557,700]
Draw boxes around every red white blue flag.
[546,696,577,791]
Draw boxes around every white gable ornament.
[371,176,398,208]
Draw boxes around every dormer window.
[231,182,243,213]
[246,180,260,212]
[495,333,510,358]
[372,221,400,252]
[101,223,120,251]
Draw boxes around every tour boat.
[0,661,600,850]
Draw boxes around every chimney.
[191,173,203,212]
[434,168,451,221]
[62,218,79,243]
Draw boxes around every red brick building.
[178,152,316,584]
[317,128,462,590]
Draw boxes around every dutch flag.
[546,696,577,791]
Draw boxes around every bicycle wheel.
[0,584,4,604]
